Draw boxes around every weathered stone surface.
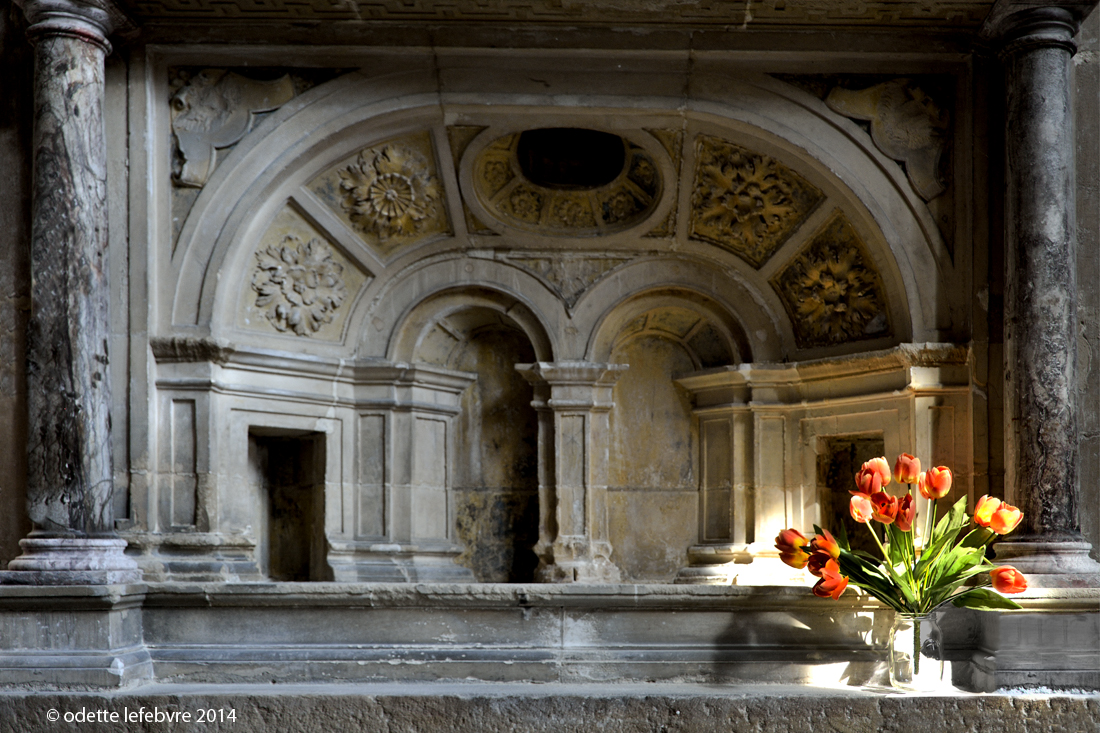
[0,684,1096,733]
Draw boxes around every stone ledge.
[0,683,1096,733]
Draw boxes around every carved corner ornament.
[251,235,348,337]
[689,135,823,269]
[505,254,632,309]
[771,211,891,349]
[826,79,950,201]
[171,69,296,188]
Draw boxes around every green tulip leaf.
[950,587,1023,611]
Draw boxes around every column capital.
[14,0,130,52]
[981,1,1096,54]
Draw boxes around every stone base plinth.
[993,541,1100,587]
[0,585,152,687]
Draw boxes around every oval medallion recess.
[473,128,661,235]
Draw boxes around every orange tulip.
[810,528,841,560]
[865,457,892,486]
[893,453,921,485]
[895,493,916,532]
[812,558,850,600]
[850,494,874,524]
[974,495,1002,527]
[775,528,810,569]
[920,466,953,499]
[990,565,1028,594]
[871,491,898,524]
[852,466,883,497]
[990,503,1022,534]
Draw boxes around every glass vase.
[887,612,946,691]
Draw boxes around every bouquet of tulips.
[775,453,1028,613]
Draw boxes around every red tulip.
[895,493,916,532]
[812,559,850,600]
[920,466,953,499]
[974,495,1002,528]
[850,494,874,524]
[807,551,832,578]
[871,491,898,525]
[775,528,810,569]
[809,528,841,560]
[893,453,921,485]
[990,503,1022,535]
[990,565,1028,594]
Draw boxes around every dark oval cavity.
[516,128,626,190]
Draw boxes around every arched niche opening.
[602,300,740,582]
[413,303,541,582]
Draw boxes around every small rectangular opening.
[817,433,885,557]
[249,429,328,582]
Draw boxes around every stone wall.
[0,2,31,568]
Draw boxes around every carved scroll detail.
[771,212,890,348]
[690,135,823,268]
[826,78,949,201]
[171,69,295,188]
[251,235,348,337]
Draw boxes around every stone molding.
[15,0,123,49]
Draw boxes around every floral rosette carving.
[338,144,442,240]
[252,235,348,337]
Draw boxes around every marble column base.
[0,537,142,585]
[994,541,1100,588]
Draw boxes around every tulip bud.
[871,491,898,525]
[775,528,810,569]
[895,493,916,532]
[973,495,1002,527]
[850,494,873,524]
[852,466,883,497]
[990,565,1028,594]
[806,551,832,578]
[893,453,921,485]
[921,466,952,499]
[989,503,1022,535]
[864,457,892,486]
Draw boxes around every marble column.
[991,3,1100,586]
[517,362,627,583]
[0,0,139,584]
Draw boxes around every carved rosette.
[771,212,890,348]
[690,135,823,268]
[472,132,660,235]
[251,235,348,337]
[309,132,450,258]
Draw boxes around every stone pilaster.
[0,0,139,584]
[988,1,1100,586]
[517,362,627,583]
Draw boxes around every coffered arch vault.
[166,64,953,359]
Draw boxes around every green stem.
[914,617,921,676]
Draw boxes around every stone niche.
[124,58,969,588]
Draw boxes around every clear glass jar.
[887,611,946,691]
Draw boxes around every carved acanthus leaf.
[772,212,890,349]
[690,136,823,268]
[171,69,296,188]
[251,235,348,337]
[825,78,950,201]
[338,144,443,240]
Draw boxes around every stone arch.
[168,70,948,356]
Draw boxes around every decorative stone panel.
[503,253,633,309]
[308,132,451,258]
[237,206,370,340]
[770,211,890,348]
[689,135,823,268]
[472,132,661,235]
